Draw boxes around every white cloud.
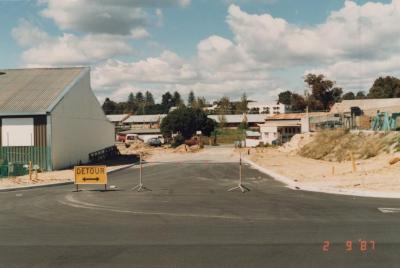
[12,20,133,66]
[39,0,190,35]
[11,19,50,47]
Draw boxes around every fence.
[89,145,120,163]
[0,146,51,178]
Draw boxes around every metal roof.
[330,98,400,114]
[208,114,267,123]
[119,128,161,135]
[124,114,167,123]
[266,112,328,120]
[0,67,88,115]
[106,114,129,122]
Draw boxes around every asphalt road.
[1,161,400,267]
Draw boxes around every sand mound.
[173,144,202,153]
[278,133,315,154]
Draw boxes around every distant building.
[0,67,114,170]
[208,114,267,129]
[123,114,167,129]
[248,102,287,115]
[106,114,130,126]
[258,112,330,145]
[330,98,400,116]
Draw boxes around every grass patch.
[214,128,245,144]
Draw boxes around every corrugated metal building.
[330,98,400,116]
[207,114,267,128]
[123,114,167,129]
[0,67,114,170]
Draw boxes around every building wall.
[50,71,114,169]
[0,115,47,147]
[248,103,286,115]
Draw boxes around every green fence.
[0,147,51,178]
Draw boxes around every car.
[147,137,162,147]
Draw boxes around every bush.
[171,134,185,148]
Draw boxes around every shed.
[0,67,114,170]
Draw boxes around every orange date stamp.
[322,240,376,252]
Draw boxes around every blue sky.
[0,0,398,102]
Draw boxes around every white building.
[0,67,114,170]
[259,113,328,145]
[247,102,287,115]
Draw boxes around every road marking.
[378,208,400,213]
[59,194,247,220]
[59,193,279,221]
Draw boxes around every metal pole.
[228,152,249,193]
[139,153,142,186]
[132,152,151,192]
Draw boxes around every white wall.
[50,71,114,169]
[259,125,278,145]
[1,118,34,146]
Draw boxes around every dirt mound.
[117,141,150,155]
[173,144,202,153]
[299,130,400,162]
[278,133,315,154]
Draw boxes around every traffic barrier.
[133,153,250,193]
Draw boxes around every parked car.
[147,137,162,147]
[125,134,142,144]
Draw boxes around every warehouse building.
[0,67,114,170]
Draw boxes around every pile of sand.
[117,141,151,155]
[173,144,201,153]
[278,133,316,154]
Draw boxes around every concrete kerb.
[242,157,400,199]
[0,163,138,193]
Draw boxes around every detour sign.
[74,166,107,185]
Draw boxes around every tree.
[304,73,343,111]
[196,96,206,109]
[356,91,366,99]
[145,91,155,106]
[161,91,174,112]
[188,91,196,107]
[367,76,400,98]
[135,92,144,103]
[160,107,216,139]
[236,93,248,114]
[218,114,227,129]
[102,98,117,114]
[128,92,135,103]
[290,93,307,112]
[126,92,137,113]
[278,90,293,105]
[217,96,232,114]
[172,91,182,106]
[342,92,355,100]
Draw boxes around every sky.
[0,0,398,103]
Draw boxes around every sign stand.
[132,153,151,192]
[228,153,250,193]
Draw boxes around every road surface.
[1,159,400,267]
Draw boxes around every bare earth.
[0,165,132,190]
[242,147,400,197]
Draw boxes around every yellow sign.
[74,166,107,185]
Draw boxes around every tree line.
[103,74,400,115]
[278,74,400,112]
